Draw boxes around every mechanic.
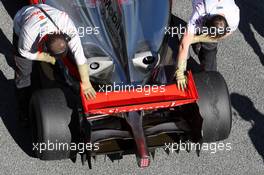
[13,4,96,123]
[175,0,240,90]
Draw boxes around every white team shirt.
[14,4,87,65]
[188,0,240,34]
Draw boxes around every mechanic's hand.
[78,64,96,100]
[37,52,56,65]
[81,81,96,100]
[175,57,188,91]
[175,69,187,91]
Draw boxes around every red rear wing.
[30,0,46,4]
[81,72,199,115]
[28,0,199,115]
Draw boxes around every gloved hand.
[81,80,96,100]
[174,58,187,91]
[175,69,187,91]
[37,52,56,65]
[78,64,96,100]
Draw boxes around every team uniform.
[187,0,240,71]
[13,4,86,88]
[188,0,240,34]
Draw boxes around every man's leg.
[198,42,218,71]
[13,33,33,124]
[14,56,33,124]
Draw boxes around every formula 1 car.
[28,0,232,168]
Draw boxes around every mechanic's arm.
[192,32,232,44]
[175,31,194,91]
[61,14,96,100]
[78,64,96,100]
[192,34,218,44]
[18,29,56,64]
[71,41,97,100]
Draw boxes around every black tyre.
[193,71,232,143]
[30,89,72,160]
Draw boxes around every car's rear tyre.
[30,88,72,160]
[193,71,232,143]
